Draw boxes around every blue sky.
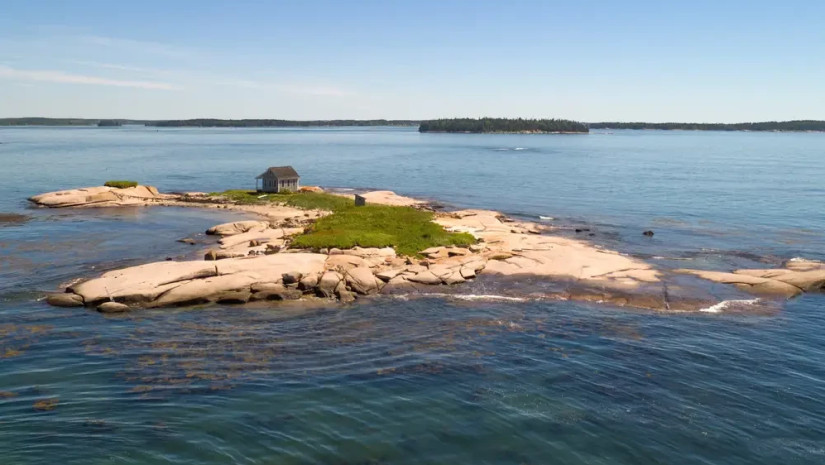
[1,0,823,122]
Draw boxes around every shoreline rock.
[29,185,825,313]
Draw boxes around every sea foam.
[700,298,761,313]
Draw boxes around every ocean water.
[1,126,824,464]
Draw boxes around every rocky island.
[29,184,825,314]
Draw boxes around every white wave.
[448,294,528,302]
[391,293,528,302]
[539,215,554,221]
[513,147,527,151]
[700,298,760,313]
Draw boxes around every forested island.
[418,118,589,134]
[0,118,417,127]
[0,118,108,126]
[146,119,419,127]
[589,120,825,132]
[97,119,122,127]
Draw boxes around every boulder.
[422,247,449,259]
[343,247,396,259]
[337,289,356,303]
[444,272,466,285]
[408,270,442,285]
[299,273,320,291]
[317,271,343,298]
[487,252,514,261]
[29,186,113,207]
[428,265,454,279]
[46,293,84,307]
[215,253,327,277]
[98,302,130,313]
[250,283,288,300]
[251,282,285,293]
[177,238,196,245]
[775,270,825,291]
[70,261,219,305]
[206,220,269,236]
[214,290,252,304]
[676,269,802,298]
[345,267,381,295]
[325,254,370,271]
[150,273,256,307]
[375,269,403,282]
[282,271,303,285]
[459,266,477,279]
[447,247,471,257]
[206,250,245,260]
[784,259,824,272]
[404,264,427,274]
[219,227,302,249]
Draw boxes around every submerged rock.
[46,293,84,307]
[98,302,130,313]
[0,213,29,226]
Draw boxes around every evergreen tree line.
[418,118,589,133]
[588,120,825,131]
[146,119,419,127]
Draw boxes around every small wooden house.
[255,166,300,193]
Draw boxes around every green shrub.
[104,180,138,188]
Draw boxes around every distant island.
[588,120,825,132]
[0,118,108,126]
[0,118,418,127]
[145,119,419,128]
[2,118,824,132]
[419,118,589,134]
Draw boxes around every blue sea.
[1,126,824,464]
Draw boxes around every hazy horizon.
[2,0,824,122]
[3,116,825,124]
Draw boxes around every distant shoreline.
[589,120,825,132]
[1,117,824,133]
[420,130,587,135]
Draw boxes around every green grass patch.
[291,205,475,256]
[208,189,474,256]
[207,190,353,211]
[104,180,138,189]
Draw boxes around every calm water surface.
[1,127,823,464]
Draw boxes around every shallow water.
[1,127,824,464]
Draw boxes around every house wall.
[260,174,300,193]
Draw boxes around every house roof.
[255,166,300,179]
